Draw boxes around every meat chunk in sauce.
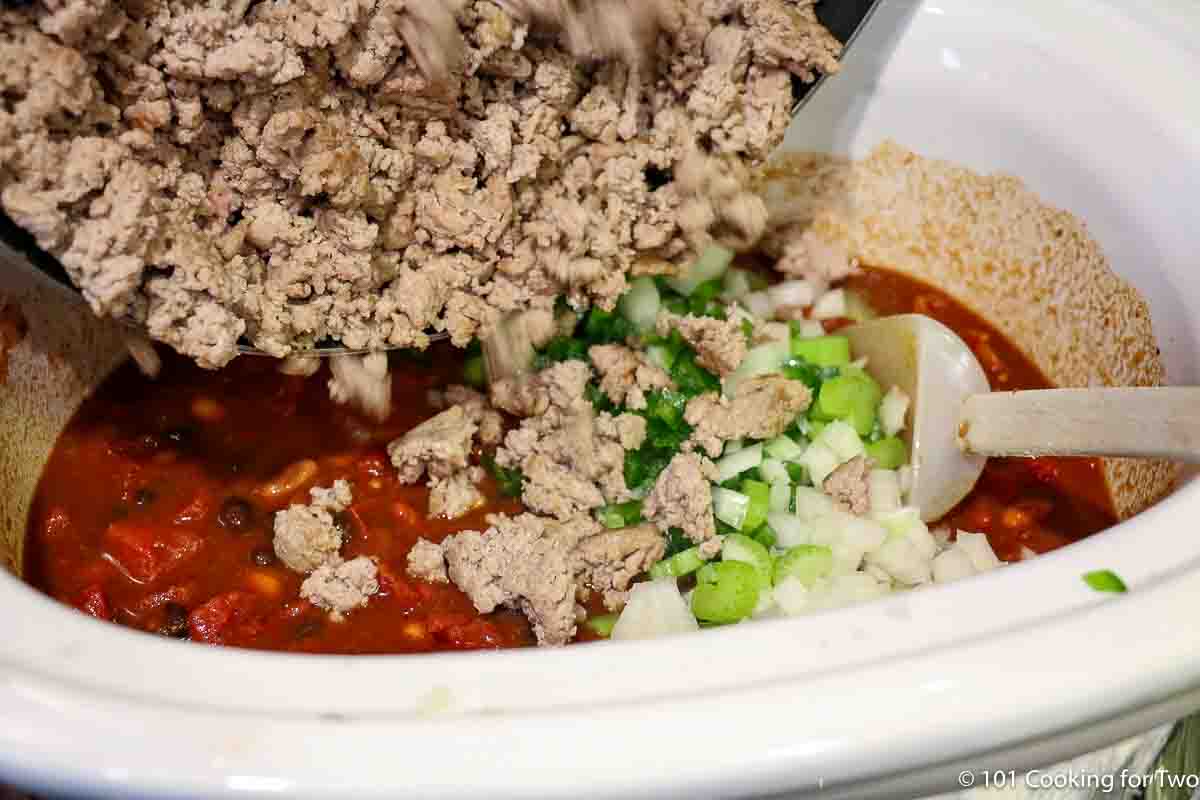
[388,405,477,483]
[272,480,352,573]
[300,556,381,622]
[495,361,646,520]
[428,468,487,520]
[408,513,667,645]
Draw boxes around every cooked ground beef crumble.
[0,0,840,365]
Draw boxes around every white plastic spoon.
[842,314,1200,522]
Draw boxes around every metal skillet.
[0,0,885,360]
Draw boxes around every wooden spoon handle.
[960,387,1200,462]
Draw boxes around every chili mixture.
[23,267,1117,653]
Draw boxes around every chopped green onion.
[483,455,525,498]
[1083,569,1128,593]
[597,499,643,529]
[740,479,770,533]
[645,343,677,371]
[585,614,619,637]
[773,544,834,588]
[648,546,706,580]
[618,276,661,332]
[712,486,750,529]
[865,436,908,470]
[691,561,761,624]
[462,355,487,388]
[790,335,851,367]
[785,462,808,485]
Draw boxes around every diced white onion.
[618,276,661,331]
[772,577,809,616]
[798,440,840,486]
[897,465,914,498]
[805,573,889,611]
[867,469,901,513]
[712,487,750,529]
[955,531,1003,572]
[752,587,777,618]
[716,442,762,483]
[743,291,772,319]
[759,458,789,485]
[815,420,865,463]
[767,279,816,310]
[755,321,791,346]
[811,288,846,320]
[765,435,805,462]
[612,579,700,640]
[931,548,976,583]
[724,341,790,398]
[768,480,792,513]
[880,385,910,437]
[667,245,734,296]
[871,508,937,560]
[866,534,931,586]
[795,319,826,338]
[766,511,810,548]
[792,486,836,521]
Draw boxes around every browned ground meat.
[0,1,839,366]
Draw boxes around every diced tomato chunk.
[377,565,424,612]
[40,507,72,540]
[103,521,203,583]
[432,617,503,650]
[356,451,389,479]
[74,585,112,621]
[391,500,419,526]
[173,491,214,525]
[188,591,267,645]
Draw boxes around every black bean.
[218,497,253,531]
[134,488,156,507]
[158,603,190,639]
[252,548,276,567]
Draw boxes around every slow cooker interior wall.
[0,252,126,575]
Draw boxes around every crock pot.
[2,0,1199,797]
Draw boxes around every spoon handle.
[960,387,1200,462]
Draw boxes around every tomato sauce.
[24,347,533,653]
[23,267,1117,652]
